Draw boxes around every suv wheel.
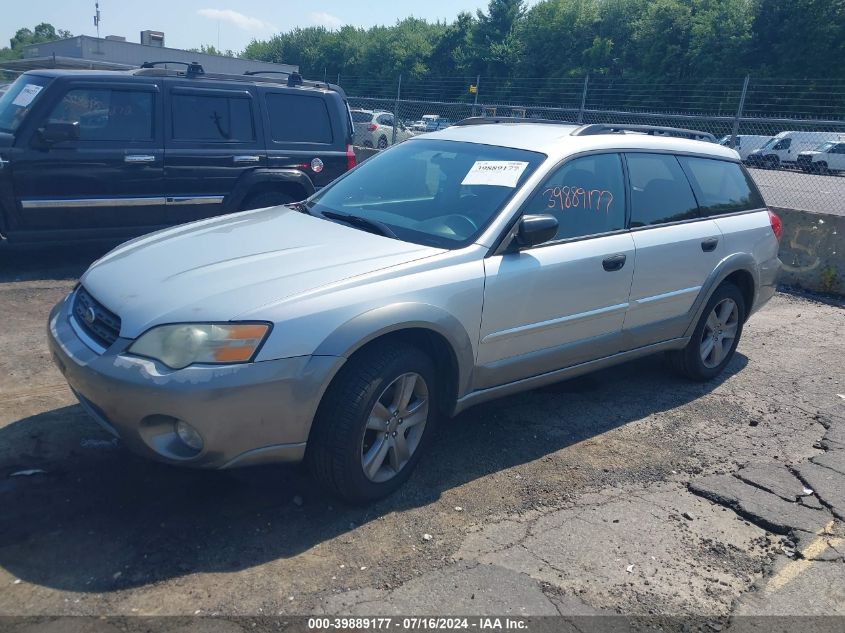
[667,282,746,381]
[814,161,829,175]
[764,155,780,170]
[306,342,437,503]
[241,191,294,211]
[377,136,388,149]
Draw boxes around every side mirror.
[38,121,80,145]
[515,214,559,249]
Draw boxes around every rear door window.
[264,93,333,144]
[626,153,699,227]
[678,156,764,215]
[47,87,154,141]
[524,153,626,241]
[172,92,254,141]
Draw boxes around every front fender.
[313,302,476,398]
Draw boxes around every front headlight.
[128,323,270,369]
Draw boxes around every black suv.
[0,63,355,246]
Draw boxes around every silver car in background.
[48,120,781,503]
[351,108,413,149]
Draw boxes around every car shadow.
[0,244,112,284]
[0,352,747,592]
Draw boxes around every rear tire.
[240,191,294,211]
[667,282,746,382]
[306,342,438,504]
[764,156,780,170]
[377,136,388,149]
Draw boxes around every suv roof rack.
[572,123,715,142]
[455,116,567,126]
[140,60,205,76]
[132,64,346,98]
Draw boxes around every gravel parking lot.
[0,247,844,625]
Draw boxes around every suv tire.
[668,282,746,382]
[241,191,294,211]
[306,342,438,504]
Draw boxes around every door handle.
[233,155,261,164]
[701,237,719,252]
[602,253,627,272]
[124,154,156,164]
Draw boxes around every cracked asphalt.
[0,246,844,626]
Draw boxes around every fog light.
[175,420,203,452]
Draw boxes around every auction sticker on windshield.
[461,161,529,187]
[12,84,43,107]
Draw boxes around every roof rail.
[140,60,204,77]
[455,116,569,126]
[132,64,346,98]
[572,124,715,143]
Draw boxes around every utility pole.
[392,74,402,145]
[731,75,750,150]
[578,74,590,124]
[93,2,101,39]
[473,75,480,117]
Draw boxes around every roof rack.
[132,63,346,98]
[455,116,568,126]
[140,60,205,77]
[572,124,715,143]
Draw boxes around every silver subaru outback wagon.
[48,120,782,503]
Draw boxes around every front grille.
[72,286,122,349]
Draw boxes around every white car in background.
[718,134,772,161]
[351,109,412,149]
[746,131,843,169]
[797,139,845,174]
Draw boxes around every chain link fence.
[346,75,845,216]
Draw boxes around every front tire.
[667,282,746,381]
[306,342,437,504]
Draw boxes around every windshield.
[305,138,545,249]
[760,137,781,150]
[0,74,51,133]
[815,141,835,152]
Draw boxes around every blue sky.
[3,0,504,54]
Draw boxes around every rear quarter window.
[265,93,333,144]
[678,156,764,215]
[626,153,700,227]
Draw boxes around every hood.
[82,207,443,338]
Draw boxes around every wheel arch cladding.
[684,254,758,338]
[313,303,474,412]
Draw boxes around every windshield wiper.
[320,210,397,239]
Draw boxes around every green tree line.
[240,0,845,106]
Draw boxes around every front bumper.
[47,294,344,469]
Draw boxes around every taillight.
[367,123,378,131]
[346,144,357,170]
[768,208,782,242]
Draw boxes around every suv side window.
[626,153,699,227]
[524,153,625,241]
[172,92,254,141]
[678,156,764,215]
[265,93,332,144]
[47,88,153,141]
[772,138,791,150]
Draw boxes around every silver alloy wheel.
[360,372,429,483]
[700,298,739,369]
